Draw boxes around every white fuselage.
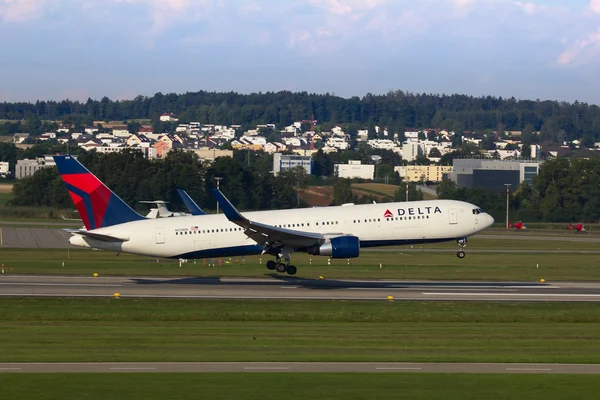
[70,199,494,259]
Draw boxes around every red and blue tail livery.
[54,155,144,230]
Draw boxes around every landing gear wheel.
[286,265,297,275]
[266,260,277,270]
[276,263,287,273]
[456,250,466,259]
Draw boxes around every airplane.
[54,155,494,276]
[139,200,189,218]
[509,221,527,231]
[568,222,586,233]
[140,190,207,218]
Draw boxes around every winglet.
[212,188,246,223]
[177,188,206,216]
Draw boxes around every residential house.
[112,125,130,138]
[13,133,30,144]
[152,141,170,158]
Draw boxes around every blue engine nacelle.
[308,236,360,258]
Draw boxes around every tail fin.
[177,188,206,216]
[54,155,144,230]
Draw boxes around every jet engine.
[308,235,360,258]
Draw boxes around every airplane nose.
[486,214,495,227]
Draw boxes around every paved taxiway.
[1,362,600,374]
[2,275,600,302]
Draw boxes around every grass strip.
[2,373,600,400]
[1,299,600,363]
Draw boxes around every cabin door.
[155,228,165,244]
[448,209,458,225]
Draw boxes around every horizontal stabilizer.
[65,229,129,242]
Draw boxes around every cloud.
[239,0,261,14]
[305,0,388,15]
[116,0,212,34]
[591,0,600,14]
[0,0,49,22]
[558,28,600,66]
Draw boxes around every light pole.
[215,177,223,214]
[504,183,511,229]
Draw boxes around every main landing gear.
[266,257,297,275]
[456,238,467,259]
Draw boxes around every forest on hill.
[2,90,600,143]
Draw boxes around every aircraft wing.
[65,229,130,242]
[177,188,206,216]
[212,188,324,248]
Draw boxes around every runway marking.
[375,367,422,370]
[0,368,21,370]
[109,367,157,370]
[505,368,552,371]
[281,286,298,289]
[0,283,122,287]
[422,292,600,297]
[243,367,290,370]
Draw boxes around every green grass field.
[0,246,598,281]
[2,299,600,363]
[2,374,600,400]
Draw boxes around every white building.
[241,135,267,145]
[273,153,312,176]
[357,130,369,142]
[160,113,177,122]
[367,139,398,151]
[15,156,56,179]
[326,136,349,150]
[13,133,29,144]
[112,126,130,138]
[0,161,9,177]
[404,131,420,142]
[402,142,424,162]
[334,160,375,180]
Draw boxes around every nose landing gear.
[456,238,467,259]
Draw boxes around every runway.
[2,275,600,302]
[1,362,600,373]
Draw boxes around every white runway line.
[243,367,290,370]
[505,368,552,371]
[375,367,422,370]
[109,367,157,370]
[422,292,600,297]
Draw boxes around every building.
[0,161,9,177]
[402,142,423,162]
[334,160,375,180]
[449,159,541,192]
[15,156,57,179]
[395,165,453,183]
[273,153,312,176]
[13,133,30,144]
[192,148,233,161]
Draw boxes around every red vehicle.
[509,221,527,231]
[568,223,586,232]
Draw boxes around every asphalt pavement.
[1,275,600,302]
[0,362,599,373]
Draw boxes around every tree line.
[1,90,599,143]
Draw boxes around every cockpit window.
[472,208,483,215]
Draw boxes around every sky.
[1,0,600,104]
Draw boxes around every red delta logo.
[383,209,393,218]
